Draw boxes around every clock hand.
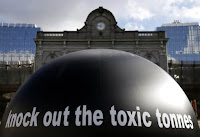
[97,24,101,27]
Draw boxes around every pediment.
[79,7,123,34]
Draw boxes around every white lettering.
[117,110,127,126]
[43,111,52,127]
[30,107,40,126]
[93,110,103,126]
[5,110,12,128]
[63,107,70,126]
[127,111,137,126]
[142,112,152,127]
[75,106,82,126]
[16,113,23,127]
[23,112,31,127]
[110,106,117,126]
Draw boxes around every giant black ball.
[0,49,199,137]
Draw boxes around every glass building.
[157,21,200,118]
[156,21,200,63]
[0,23,41,63]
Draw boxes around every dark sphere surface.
[0,49,199,137]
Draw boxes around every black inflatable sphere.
[0,49,199,137]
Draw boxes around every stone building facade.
[34,7,168,71]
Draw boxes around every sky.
[0,0,200,31]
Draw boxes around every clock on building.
[96,22,105,30]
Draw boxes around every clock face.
[96,22,105,30]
